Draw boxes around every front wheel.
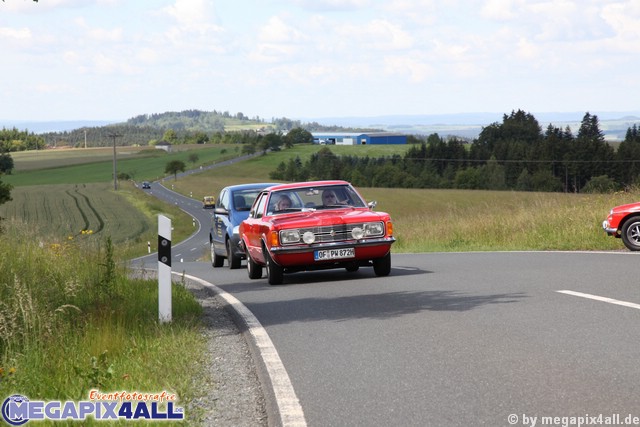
[227,239,242,269]
[247,252,263,279]
[372,252,391,276]
[621,216,640,251]
[211,241,224,268]
[265,249,283,285]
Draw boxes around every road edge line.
[177,272,307,427]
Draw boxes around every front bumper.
[270,236,396,255]
[602,220,618,235]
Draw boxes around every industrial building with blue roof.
[312,132,406,145]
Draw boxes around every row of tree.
[270,111,640,193]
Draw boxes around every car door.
[212,189,230,254]
[243,192,269,263]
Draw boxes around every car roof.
[265,180,349,192]
[223,183,280,192]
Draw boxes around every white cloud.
[383,55,434,82]
[2,0,640,121]
[249,15,308,63]
[481,0,522,21]
[352,19,414,51]
[0,26,31,40]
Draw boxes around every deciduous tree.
[165,160,186,180]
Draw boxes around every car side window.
[215,190,226,209]
[252,193,268,218]
[219,190,231,210]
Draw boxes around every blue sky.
[2,0,640,122]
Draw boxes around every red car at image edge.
[602,201,640,251]
[239,180,396,285]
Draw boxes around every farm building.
[312,132,406,145]
[155,140,173,152]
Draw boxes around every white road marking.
[557,290,640,310]
[177,272,307,427]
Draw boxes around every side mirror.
[214,207,229,216]
[368,201,377,210]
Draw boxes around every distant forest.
[270,110,640,193]
[2,109,640,193]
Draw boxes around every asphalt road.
[136,180,640,427]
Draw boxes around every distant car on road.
[210,183,279,269]
[603,201,640,251]
[202,196,215,209]
[142,181,151,189]
[239,180,395,285]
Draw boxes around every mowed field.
[1,184,149,241]
[0,145,238,256]
[1,143,638,254]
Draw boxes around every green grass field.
[166,145,639,253]
[5,144,243,185]
[2,142,638,254]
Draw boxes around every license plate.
[314,248,355,261]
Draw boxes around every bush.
[582,175,617,193]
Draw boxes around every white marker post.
[158,215,172,323]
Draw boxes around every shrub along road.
[136,179,640,426]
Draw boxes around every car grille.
[298,224,364,243]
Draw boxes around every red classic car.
[239,180,395,285]
[602,201,640,251]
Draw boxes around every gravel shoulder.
[130,268,268,426]
[183,278,268,426]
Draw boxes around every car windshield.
[267,184,366,214]
[232,189,263,212]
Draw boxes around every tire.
[372,252,391,276]
[621,216,640,251]
[345,262,359,272]
[247,253,262,279]
[227,239,242,269]
[265,248,283,285]
[211,241,224,268]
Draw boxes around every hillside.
[25,110,379,148]
[4,109,640,145]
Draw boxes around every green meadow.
[167,144,638,253]
[5,144,243,185]
[1,140,635,259]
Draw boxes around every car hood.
[611,202,640,214]
[267,208,389,229]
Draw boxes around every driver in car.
[275,195,292,211]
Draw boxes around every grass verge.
[0,222,211,425]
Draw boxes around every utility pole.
[108,132,122,190]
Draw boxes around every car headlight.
[302,231,316,244]
[351,227,365,239]
[280,229,300,244]
[364,222,384,237]
[351,222,385,239]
